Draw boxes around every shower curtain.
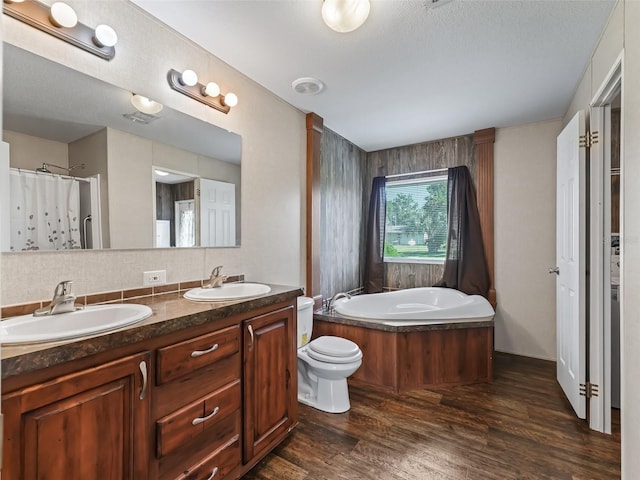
[9,170,82,251]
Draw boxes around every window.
[384,175,448,264]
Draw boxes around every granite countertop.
[313,309,495,333]
[2,284,303,380]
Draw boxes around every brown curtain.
[436,166,490,297]
[363,176,386,293]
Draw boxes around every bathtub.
[333,287,495,326]
[317,287,495,392]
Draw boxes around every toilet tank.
[297,296,314,349]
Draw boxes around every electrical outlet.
[143,270,166,286]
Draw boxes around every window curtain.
[436,166,490,297]
[9,170,81,251]
[363,176,386,293]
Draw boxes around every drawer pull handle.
[191,343,219,358]
[248,325,254,352]
[139,360,148,400]
[206,467,219,480]
[192,406,220,425]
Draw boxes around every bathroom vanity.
[0,284,301,479]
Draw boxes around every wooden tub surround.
[312,311,493,393]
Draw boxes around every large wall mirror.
[2,43,242,252]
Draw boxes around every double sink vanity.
[1,281,302,480]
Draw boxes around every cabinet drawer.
[157,325,240,384]
[175,434,241,480]
[157,380,241,457]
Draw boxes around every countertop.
[2,284,303,380]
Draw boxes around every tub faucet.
[202,265,228,288]
[33,280,82,317]
[327,292,351,313]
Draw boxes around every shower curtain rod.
[10,167,91,183]
[385,168,448,179]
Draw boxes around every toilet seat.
[307,336,362,364]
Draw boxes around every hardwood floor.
[244,353,621,480]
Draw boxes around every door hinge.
[196,188,201,196]
[579,131,599,148]
[580,382,599,398]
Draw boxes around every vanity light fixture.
[167,69,238,114]
[2,0,118,60]
[321,0,370,33]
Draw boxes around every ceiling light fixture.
[167,69,238,114]
[321,0,370,33]
[3,0,117,60]
[131,94,164,115]
[292,77,325,95]
[154,169,170,177]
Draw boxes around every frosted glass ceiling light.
[167,69,237,114]
[93,24,118,48]
[49,2,77,28]
[180,69,198,87]
[3,0,117,60]
[131,94,164,115]
[322,0,370,33]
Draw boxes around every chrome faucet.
[326,292,351,312]
[34,280,82,317]
[202,265,228,288]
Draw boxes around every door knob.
[548,267,560,275]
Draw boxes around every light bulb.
[322,0,370,33]
[223,93,238,108]
[93,24,118,48]
[49,2,78,28]
[180,69,198,87]
[202,82,220,97]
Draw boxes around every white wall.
[622,2,640,478]
[3,130,69,171]
[0,0,306,304]
[494,119,562,360]
[563,1,640,477]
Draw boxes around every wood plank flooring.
[244,353,621,480]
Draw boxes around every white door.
[555,111,587,419]
[199,178,236,247]
[588,106,610,433]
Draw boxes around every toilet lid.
[308,336,361,363]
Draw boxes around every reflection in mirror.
[1,43,242,252]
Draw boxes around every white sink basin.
[184,283,271,302]
[0,303,152,345]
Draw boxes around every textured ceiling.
[131,0,616,152]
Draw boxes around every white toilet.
[296,296,362,413]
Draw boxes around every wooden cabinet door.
[2,351,151,480]
[243,305,296,462]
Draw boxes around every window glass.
[384,175,447,264]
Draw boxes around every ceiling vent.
[292,77,325,95]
